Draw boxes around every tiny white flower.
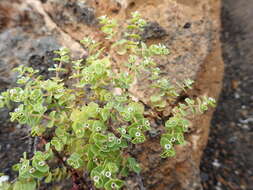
[29,168,35,174]
[135,132,141,137]
[93,176,99,182]
[83,123,89,128]
[10,89,16,94]
[58,89,64,93]
[170,138,176,142]
[21,165,27,170]
[14,108,20,112]
[121,128,126,134]
[128,107,133,112]
[96,127,101,131]
[38,161,45,166]
[105,171,111,178]
[111,183,116,188]
[85,76,90,81]
[108,136,115,142]
[99,15,107,20]
[117,139,121,144]
[165,144,171,150]
[137,126,142,130]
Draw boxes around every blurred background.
[200,1,253,190]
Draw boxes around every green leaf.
[100,108,110,121]
[91,166,104,188]
[32,159,49,174]
[127,102,144,115]
[127,157,141,174]
[0,97,5,108]
[45,172,52,183]
[139,118,151,131]
[9,88,24,102]
[104,162,118,174]
[33,162,49,174]
[107,133,117,148]
[18,160,30,179]
[165,117,178,129]
[117,127,131,140]
[160,149,176,158]
[89,144,100,157]
[92,121,107,132]
[13,180,36,190]
[55,127,68,144]
[150,94,162,103]
[51,137,63,152]
[119,167,129,177]
[111,39,128,48]
[128,128,142,138]
[83,102,100,118]
[160,137,175,158]
[12,163,21,171]
[72,122,85,138]
[131,135,145,144]
[92,133,108,151]
[67,153,84,169]
[176,133,185,144]
[0,182,11,190]
[104,179,124,190]
[30,169,46,178]
[87,160,96,172]
[17,77,30,85]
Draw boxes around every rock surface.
[0,0,224,189]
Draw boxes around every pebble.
[0,175,9,183]
[215,182,222,190]
[239,118,253,124]
[241,105,246,109]
[183,22,191,29]
[234,93,240,99]
[16,124,22,129]
[228,136,238,143]
[241,125,249,130]
[212,159,221,168]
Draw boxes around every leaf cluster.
[0,12,216,190]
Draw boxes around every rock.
[142,22,167,40]
[0,0,224,189]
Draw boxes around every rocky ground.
[0,0,252,190]
[200,1,253,190]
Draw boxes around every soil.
[200,1,253,190]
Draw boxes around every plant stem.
[40,137,92,190]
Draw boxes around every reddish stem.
[40,137,89,190]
